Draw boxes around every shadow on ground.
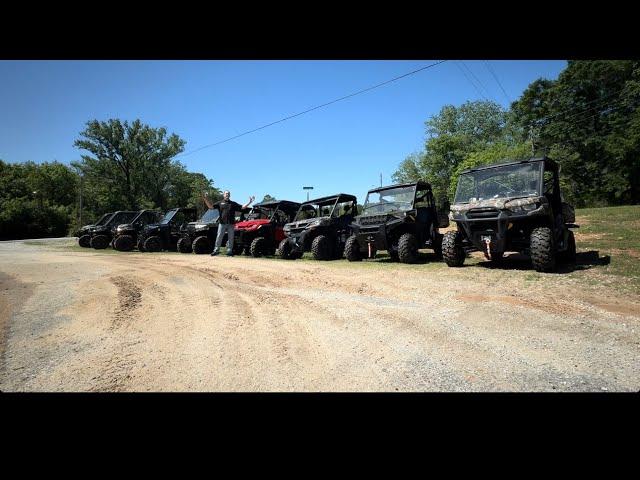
[472,250,610,273]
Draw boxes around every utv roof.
[301,193,357,206]
[461,156,558,174]
[368,181,432,193]
[253,200,301,209]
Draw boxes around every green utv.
[443,157,578,272]
[345,181,448,263]
[279,194,358,261]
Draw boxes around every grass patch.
[575,205,640,285]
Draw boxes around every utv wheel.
[90,235,110,250]
[143,235,163,252]
[530,227,556,272]
[137,238,146,252]
[78,235,91,248]
[113,235,135,252]
[278,238,293,260]
[177,237,192,253]
[559,230,576,264]
[311,235,331,261]
[250,237,266,257]
[344,235,362,262]
[442,231,465,267]
[193,235,212,254]
[398,233,419,264]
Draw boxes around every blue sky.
[0,60,566,204]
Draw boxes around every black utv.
[176,208,220,254]
[345,181,447,263]
[88,211,139,249]
[137,207,198,252]
[278,194,357,260]
[232,200,300,257]
[111,209,163,251]
[76,212,113,247]
[443,156,578,272]
[177,208,250,254]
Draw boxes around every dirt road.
[1,238,638,391]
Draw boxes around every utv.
[232,200,300,257]
[76,212,113,247]
[345,181,447,263]
[278,194,357,260]
[137,207,198,252]
[177,208,250,254]
[443,157,578,272]
[88,211,139,249]
[111,209,163,251]
[176,208,220,254]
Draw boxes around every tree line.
[0,119,222,240]
[393,60,640,208]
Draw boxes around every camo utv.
[444,157,578,272]
[345,181,447,263]
[279,194,357,260]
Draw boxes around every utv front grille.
[467,208,500,219]
[359,226,380,234]
[359,214,388,226]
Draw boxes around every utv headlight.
[507,202,538,213]
[195,224,208,231]
[307,219,321,228]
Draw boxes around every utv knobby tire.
[177,237,192,253]
[113,235,135,252]
[137,238,146,252]
[530,227,556,272]
[78,235,91,248]
[192,235,212,254]
[144,235,163,252]
[311,235,331,261]
[250,237,266,257]
[398,233,419,264]
[344,235,362,262]
[442,231,465,267]
[278,238,294,260]
[91,235,110,250]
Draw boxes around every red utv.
[232,200,301,257]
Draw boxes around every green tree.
[261,194,277,203]
[393,100,511,204]
[73,119,186,210]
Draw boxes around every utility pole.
[79,173,84,226]
[529,125,537,157]
[303,186,313,202]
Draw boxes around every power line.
[177,60,447,158]
[483,60,511,103]
[460,61,494,101]
[454,61,488,101]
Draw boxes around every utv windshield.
[293,198,339,221]
[107,212,137,226]
[363,186,415,214]
[160,210,177,225]
[199,209,220,224]
[247,206,276,220]
[95,213,112,226]
[454,163,542,204]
